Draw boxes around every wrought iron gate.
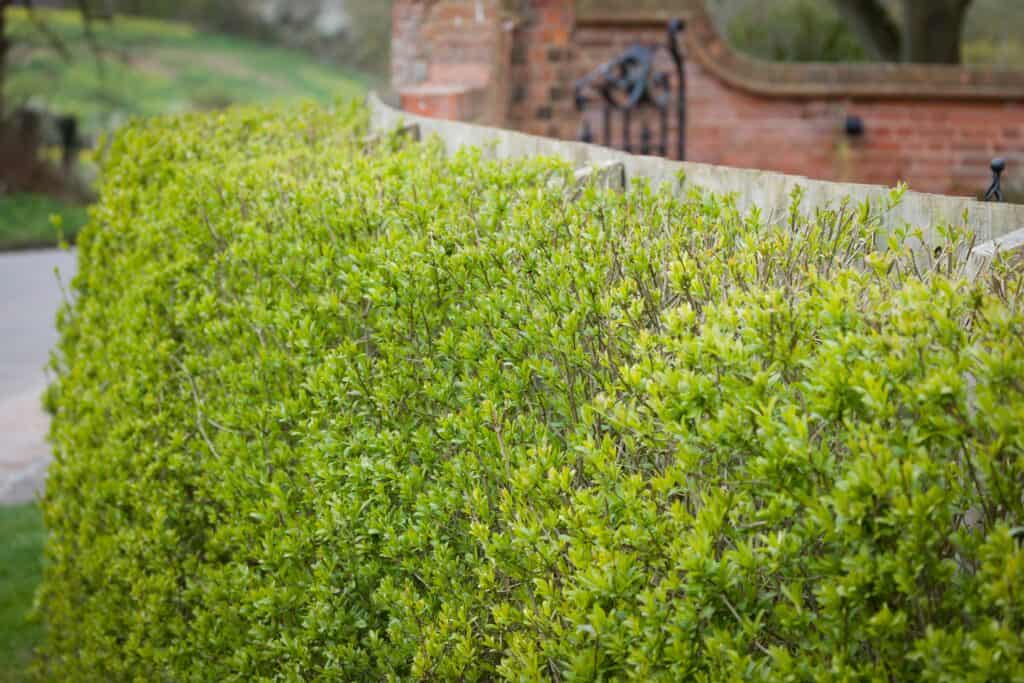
[574,19,686,160]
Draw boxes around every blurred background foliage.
[9,7,369,136]
[78,0,391,79]
[707,0,1024,65]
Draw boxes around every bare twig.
[70,0,105,78]
[175,358,223,460]
[22,0,72,60]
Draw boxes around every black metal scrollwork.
[575,19,686,160]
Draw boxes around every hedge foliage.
[41,102,1024,681]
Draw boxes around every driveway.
[0,249,77,505]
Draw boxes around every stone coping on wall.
[368,92,1024,246]
[576,6,1024,101]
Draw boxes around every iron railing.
[574,19,686,160]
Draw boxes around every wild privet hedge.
[41,102,1024,681]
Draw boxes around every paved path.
[0,249,77,505]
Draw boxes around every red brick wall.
[684,92,1023,195]
[392,0,1024,198]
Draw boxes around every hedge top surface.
[40,101,1024,681]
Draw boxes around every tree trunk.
[0,0,11,119]
[901,0,971,64]
[831,0,902,62]
[832,0,974,64]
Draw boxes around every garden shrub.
[40,101,1024,681]
[715,0,866,63]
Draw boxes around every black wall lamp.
[844,114,865,138]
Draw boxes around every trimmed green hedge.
[42,102,1024,680]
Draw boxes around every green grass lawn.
[0,504,45,683]
[0,194,88,250]
[9,8,371,136]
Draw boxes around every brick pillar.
[391,0,431,91]
[391,0,513,126]
[507,0,576,139]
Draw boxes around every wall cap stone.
[966,227,1024,280]
[573,161,626,192]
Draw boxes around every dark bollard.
[640,122,652,155]
[985,158,1005,202]
[56,115,79,172]
[579,118,593,145]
